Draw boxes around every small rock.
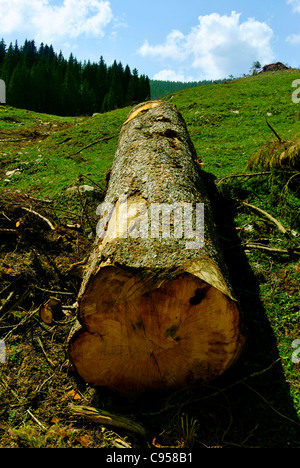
[6,169,21,176]
[79,185,95,193]
[66,185,95,195]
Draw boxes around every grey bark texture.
[80,100,235,299]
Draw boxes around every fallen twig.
[217,172,272,185]
[62,305,77,311]
[283,172,300,192]
[76,186,95,235]
[266,120,284,143]
[0,228,18,234]
[24,195,53,204]
[69,404,146,437]
[2,307,38,341]
[66,258,87,272]
[36,336,55,367]
[244,243,300,256]
[68,134,117,158]
[78,173,105,191]
[34,286,75,296]
[216,170,298,185]
[35,375,54,394]
[0,138,32,142]
[242,382,300,427]
[21,207,55,230]
[0,291,15,317]
[144,359,283,416]
[241,201,289,236]
[27,409,47,431]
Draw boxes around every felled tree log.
[68,100,245,395]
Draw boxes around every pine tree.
[81,79,96,114]
[8,63,30,109]
[0,39,6,70]
[1,41,20,84]
[22,39,37,68]
[49,61,64,115]
[126,68,139,105]
[62,53,81,115]
[30,62,47,112]
[139,75,151,102]
[96,55,108,111]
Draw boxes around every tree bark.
[68,100,245,395]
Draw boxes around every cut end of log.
[69,265,245,395]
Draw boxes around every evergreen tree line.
[0,39,151,116]
[150,79,222,99]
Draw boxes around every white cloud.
[286,0,300,44]
[139,30,187,61]
[0,0,113,43]
[287,0,300,13]
[286,33,300,44]
[138,11,274,81]
[153,69,191,82]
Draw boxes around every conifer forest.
[0,39,151,116]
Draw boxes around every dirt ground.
[0,192,99,448]
[0,191,208,449]
[0,114,196,449]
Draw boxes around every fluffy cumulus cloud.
[139,30,187,62]
[0,0,113,43]
[138,11,274,81]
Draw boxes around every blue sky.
[0,0,300,81]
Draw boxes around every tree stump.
[68,100,245,395]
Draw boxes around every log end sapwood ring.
[68,100,246,395]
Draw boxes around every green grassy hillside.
[1,69,299,195]
[0,106,128,197]
[167,69,300,177]
[0,69,299,448]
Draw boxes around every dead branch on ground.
[21,207,55,231]
[241,201,289,236]
[69,404,146,437]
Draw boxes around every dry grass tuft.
[247,136,300,172]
